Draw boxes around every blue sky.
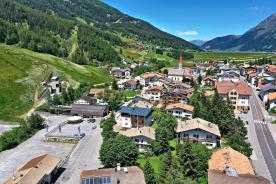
[102,0,275,41]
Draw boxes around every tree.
[99,135,138,167]
[158,152,172,183]
[144,160,156,184]
[176,142,198,179]
[101,114,118,140]
[197,75,202,85]
[101,90,124,110]
[27,113,45,130]
[112,80,118,90]
[5,27,19,45]
[163,69,168,75]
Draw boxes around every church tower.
[179,50,183,69]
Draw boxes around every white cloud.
[161,29,166,32]
[177,30,198,36]
[247,6,259,11]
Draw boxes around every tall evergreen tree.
[144,160,156,184]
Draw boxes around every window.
[206,135,213,139]
[193,134,199,138]
[141,139,144,143]
[183,133,189,137]
[135,139,139,142]
[102,176,111,184]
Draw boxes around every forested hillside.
[0,0,199,66]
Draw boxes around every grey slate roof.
[168,69,185,76]
[119,106,152,117]
[71,104,108,117]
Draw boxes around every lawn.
[123,90,141,98]
[137,155,163,177]
[0,44,113,122]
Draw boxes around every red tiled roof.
[216,81,252,96]
[166,103,194,112]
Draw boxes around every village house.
[110,67,132,79]
[71,104,109,118]
[267,92,276,110]
[115,126,155,152]
[171,83,192,90]
[132,101,153,109]
[43,76,61,95]
[116,106,152,128]
[136,73,159,86]
[4,154,61,184]
[166,103,194,119]
[123,79,139,90]
[160,88,192,106]
[202,76,216,87]
[143,86,164,102]
[259,84,276,103]
[208,147,270,184]
[80,165,146,184]
[216,80,252,112]
[246,71,257,86]
[168,68,185,82]
[217,71,240,83]
[175,118,221,148]
[240,65,256,76]
[89,88,105,105]
[74,96,94,105]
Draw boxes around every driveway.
[55,118,103,184]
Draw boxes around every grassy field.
[0,44,113,122]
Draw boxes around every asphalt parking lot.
[0,114,75,183]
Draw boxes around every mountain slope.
[0,44,113,121]
[202,14,276,51]
[190,40,207,47]
[11,0,199,50]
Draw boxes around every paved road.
[250,91,276,183]
[55,118,103,184]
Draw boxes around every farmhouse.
[175,118,221,148]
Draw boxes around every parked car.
[92,124,97,129]
[89,118,96,123]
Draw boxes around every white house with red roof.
[166,103,194,119]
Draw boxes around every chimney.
[117,163,121,171]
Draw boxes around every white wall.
[132,135,151,152]
[237,95,249,107]
[179,130,219,148]
[74,99,89,105]
[168,109,192,119]
[120,116,132,128]
[168,75,183,82]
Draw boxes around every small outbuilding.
[71,104,109,118]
